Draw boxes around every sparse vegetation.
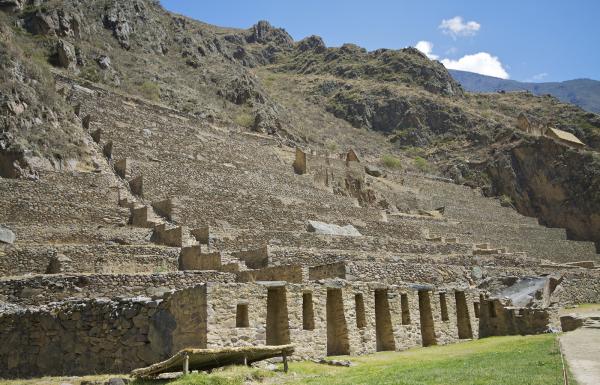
[139,81,161,102]
[414,156,431,173]
[234,112,255,128]
[499,194,515,208]
[326,140,338,153]
[381,154,402,169]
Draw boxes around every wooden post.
[183,353,189,376]
[282,352,288,373]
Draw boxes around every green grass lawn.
[0,335,570,385]
[281,334,566,385]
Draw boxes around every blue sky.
[160,1,600,82]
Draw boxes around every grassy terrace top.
[0,334,570,385]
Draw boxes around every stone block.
[179,246,221,270]
[129,176,143,197]
[114,158,129,179]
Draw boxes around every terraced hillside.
[0,0,599,380]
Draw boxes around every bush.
[326,140,338,153]
[414,156,431,172]
[381,154,402,169]
[499,194,514,208]
[139,81,160,102]
[234,112,255,128]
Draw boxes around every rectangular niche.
[439,293,449,321]
[355,293,366,329]
[401,293,411,325]
[236,303,249,328]
[303,292,315,331]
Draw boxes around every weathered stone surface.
[365,165,383,177]
[97,55,111,70]
[57,39,76,69]
[306,220,362,237]
[0,226,15,244]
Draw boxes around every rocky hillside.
[1,0,600,248]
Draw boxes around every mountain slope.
[0,0,600,248]
[450,69,600,114]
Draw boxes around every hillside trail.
[560,311,600,385]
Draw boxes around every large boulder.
[0,226,16,244]
[306,220,362,237]
[56,39,76,69]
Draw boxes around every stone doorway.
[455,291,473,339]
[327,288,350,356]
[375,289,396,351]
[418,290,437,347]
[266,287,290,346]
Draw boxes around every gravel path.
[560,313,600,385]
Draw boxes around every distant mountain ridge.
[449,69,600,114]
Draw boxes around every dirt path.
[560,315,600,385]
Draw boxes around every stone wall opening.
[474,302,480,318]
[401,293,411,325]
[326,288,350,356]
[266,287,290,346]
[418,290,437,347]
[455,291,473,339]
[303,292,315,330]
[439,293,449,321]
[355,293,366,329]
[374,289,396,351]
[488,301,497,318]
[236,303,249,328]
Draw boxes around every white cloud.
[441,52,509,79]
[439,16,481,39]
[528,72,549,82]
[415,41,439,60]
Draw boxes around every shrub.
[414,156,431,172]
[326,140,338,153]
[234,112,255,128]
[381,154,402,169]
[139,81,160,102]
[499,194,514,208]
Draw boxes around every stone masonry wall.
[0,286,208,378]
[0,271,234,306]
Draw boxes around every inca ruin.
[1,1,600,384]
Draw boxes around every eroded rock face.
[0,0,24,12]
[246,20,293,47]
[487,136,600,248]
[56,39,76,69]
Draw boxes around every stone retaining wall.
[0,271,234,306]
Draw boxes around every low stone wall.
[478,298,554,337]
[0,271,234,306]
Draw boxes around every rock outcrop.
[487,135,600,248]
